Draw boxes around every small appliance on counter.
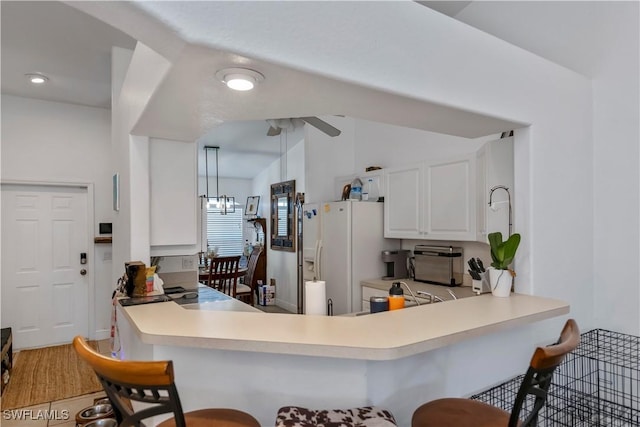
[414,245,463,286]
[381,249,410,280]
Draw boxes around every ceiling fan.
[266,117,341,137]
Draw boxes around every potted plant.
[487,232,521,297]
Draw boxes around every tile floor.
[2,339,111,427]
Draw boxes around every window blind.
[206,206,243,256]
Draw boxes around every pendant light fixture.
[204,146,235,214]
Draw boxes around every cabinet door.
[423,154,476,241]
[476,145,488,241]
[384,164,422,238]
[150,139,197,248]
[477,137,514,242]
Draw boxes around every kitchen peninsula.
[116,288,568,426]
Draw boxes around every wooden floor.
[2,340,110,427]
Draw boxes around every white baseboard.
[93,329,110,341]
[276,298,298,313]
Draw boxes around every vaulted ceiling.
[1,1,613,178]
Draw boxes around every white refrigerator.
[303,201,399,315]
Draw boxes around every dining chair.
[72,336,260,427]
[239,246,263,306]
[208,255,250,300]
[411,318,580,427]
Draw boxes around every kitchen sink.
[349,300,438,317]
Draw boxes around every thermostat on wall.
[99,223,112,234]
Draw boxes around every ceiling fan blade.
[267,126,282,136]
[299,117,341,137]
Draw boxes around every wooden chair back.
[72,336,187,427]
[244,246,263,290]
[208,255,241,297]
[508,319,580,427]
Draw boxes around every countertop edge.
[118,294,570,361]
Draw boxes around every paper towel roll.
[305,280,326,315]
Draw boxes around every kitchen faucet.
[488,185,513,237]
[416,291,445,303]
[397,281,420,306]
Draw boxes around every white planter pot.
[489,268,512,297]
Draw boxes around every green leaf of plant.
[488,232,503,266]
[488,232,520,270]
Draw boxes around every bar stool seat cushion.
[158,408,260,427]
[276,405,397,427]
[412,398,516,427]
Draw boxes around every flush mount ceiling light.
[215,67,264,91]
[25,73,49,84]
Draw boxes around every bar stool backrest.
[508,319,580,427]
[73,336,186,427]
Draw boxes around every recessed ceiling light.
[25,73,49,84]
[215,68,264,91]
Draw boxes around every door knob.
[80,269,87,276]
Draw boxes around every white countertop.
[118,287,569,360]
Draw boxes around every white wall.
[353,118,493,173]
[111,43,172,284]
[1,94,113,338]
[592,2,640,334]
[252,137,304,312]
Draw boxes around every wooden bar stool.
[411,319,580,427]
[73,336,260,427]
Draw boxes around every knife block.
[472,271,491,294]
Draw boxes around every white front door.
[1,184,90,349]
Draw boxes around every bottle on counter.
[243,239,253,257]
[362,179,370,201]
[388,282,405,310]
[349,177,363,201]
[367,177,380,202]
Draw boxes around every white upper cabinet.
[384,164,423,238]
[384,154,476,241]
[384,137,514,243]
[149,139,198,250]
[423,153,476,240]
[476,137,514,242]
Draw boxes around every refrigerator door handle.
[316,240,323,281]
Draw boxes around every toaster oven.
[414,245,463,286]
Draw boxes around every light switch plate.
[182,256,195,270]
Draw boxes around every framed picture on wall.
[246,196,260,216]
